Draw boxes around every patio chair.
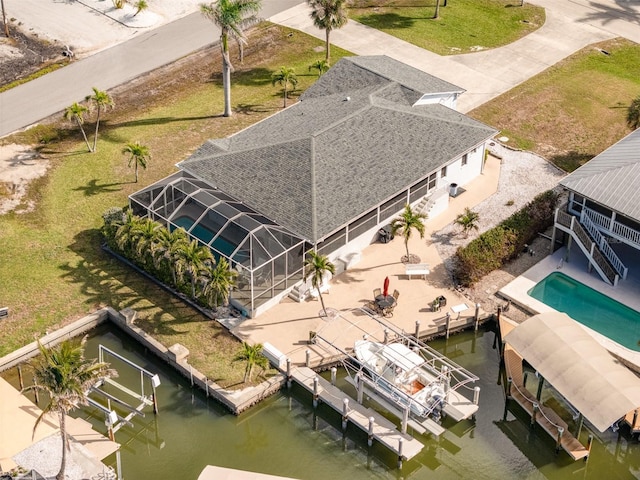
[392,289,400,301]
[373,288,382,298]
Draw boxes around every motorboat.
[354,340,446,419]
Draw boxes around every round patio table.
[375,294,395,309]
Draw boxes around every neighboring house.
[552,128,640,286]
[129,56,497,317]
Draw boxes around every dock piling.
[397,438,404,469]
[531,403,538,430]
[305,349,311,368]
[286,358,292,388]
[384,328,389,344]
[414,321,420,340]
[368,416,375,447]
[556,426,564,452]
[330,367,337,386]
[189,365,193,387]
[401,406,409,434]
[445,313,451,339]
[313,377,319,408]
[473,386,480,405]
[342,398,349,431]
[356,373,364,404]
[474,303,480,331]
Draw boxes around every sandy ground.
[0,144,49,214]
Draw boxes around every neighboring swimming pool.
[527,272,640,351]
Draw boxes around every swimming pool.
[172,216,249,264]
[527,272,640,351]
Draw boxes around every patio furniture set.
[367,288,400,317]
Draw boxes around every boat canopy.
[381,343,425,372]
[504,312,640,432]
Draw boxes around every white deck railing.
[580,211,628,279]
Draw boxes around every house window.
[461,153,468,166]
[441,166,447,178]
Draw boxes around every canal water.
[5,323,640,480]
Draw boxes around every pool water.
[527,272,640,351]
[172,216,249,264]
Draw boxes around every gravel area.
[433,143,567,320]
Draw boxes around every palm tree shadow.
[356,12,417,29]
[104,115,220,129]
[235,103,272,115]
[73,179,127,196]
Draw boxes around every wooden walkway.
[290,367,424,461]
[502,335,590,461]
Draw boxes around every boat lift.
[313,308,480,437]
[88,345,161,441]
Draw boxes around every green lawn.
[0,23,351,387]
[469,38,640,172]
[348,0,544,55]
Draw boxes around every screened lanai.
[129,172,307,316]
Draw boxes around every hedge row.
[452,190,559,286]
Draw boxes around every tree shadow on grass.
[235,103,272,115]
[548,151,593,173]
[233,68,274,87]
[103,115,220,130]
[356,12,417,29]
[61,229,211,337]
[73,178,127,196]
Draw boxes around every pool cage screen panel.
[130,172,306,315]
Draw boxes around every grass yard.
[0,23,351,387]
[348,0,544,55]
[469,38,640,172]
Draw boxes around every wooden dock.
[290,367,424,462]
[500,320,590,461]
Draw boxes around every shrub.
[452,190,559,286]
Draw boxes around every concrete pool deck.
[499,246,640,371]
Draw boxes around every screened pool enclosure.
[129,172,307,316]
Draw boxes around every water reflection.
[4,324,640,479]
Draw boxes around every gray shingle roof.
[179,57,496,242]
[561,129,640,221]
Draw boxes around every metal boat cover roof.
[504,312,640,432]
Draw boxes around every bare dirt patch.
[0,27,64,87]
[0,144,48,214]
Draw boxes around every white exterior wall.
[414,93,460,110]
[445,144,485,189]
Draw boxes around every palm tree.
[308,0,348,64]
[200,0,262,117]
[303,250,335,316]
[390,204,427,262]
[308,59,329,77]
[122,142,150,183]
[174,239,215,298]
[200,257,237,310]
[88,87,115,153]
[130,218,162,267]
[115,209,140,255]
[23,338,116,480]
[134,0,148,16]
[233,342,268,383]
[627,95,640,130]
[455,207,480,238]
[271,66,298,108]
[64,102,92,153]
[151,227,188,285]
[1,0,9,37]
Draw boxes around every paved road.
[272,0,640,113]
[0,0,302,138]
